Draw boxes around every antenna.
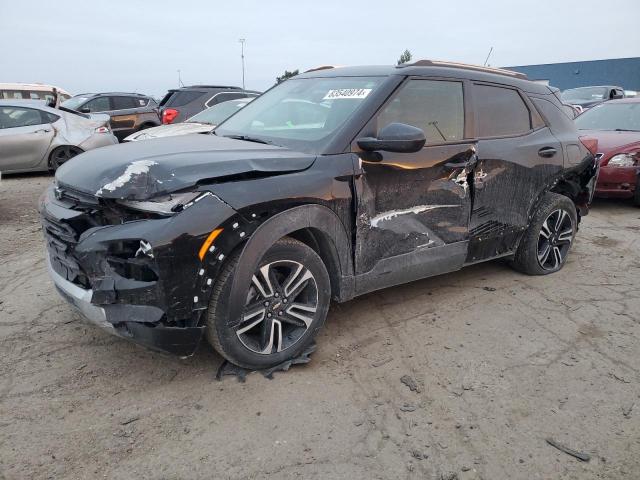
[483,47,494,67]
[177,69,184,87]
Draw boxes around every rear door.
[352,77,477,294]
[468,82,563,263]
[0,106,55,171]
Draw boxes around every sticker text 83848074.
[323,89,372,100]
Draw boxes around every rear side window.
[43,111,60,123]
[474,84,531,137]
[112,96,138,110]
[0,107,47,129]
[163,90,202,107]
[377,79,465,144]
[206,92,245,107]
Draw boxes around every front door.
[352,78,477,295]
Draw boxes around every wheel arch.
[227,204,354,326]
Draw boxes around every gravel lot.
[1,173,639,480]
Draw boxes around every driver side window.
[83,97,110,112]
[377,79,464,144]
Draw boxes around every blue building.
[504,57,640,91]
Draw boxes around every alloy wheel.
[537,209,574,271]
[236,260,318,355]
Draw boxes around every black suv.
[158,85,259,124]
[41,61,598,369]
[61,93,160,141]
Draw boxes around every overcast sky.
[2,0,639,97]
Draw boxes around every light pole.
[239,38,246,89]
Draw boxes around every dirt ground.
[0,173,639,480]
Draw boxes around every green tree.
[276,69,300,84]
[397,49,412,65]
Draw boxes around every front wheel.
[511,192,577,275]
[206,237,331,369]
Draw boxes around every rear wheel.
[48,146,83,171]
[511,192,577,275]
[206,237,331,369]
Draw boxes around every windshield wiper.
[223,134,271,145]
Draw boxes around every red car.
[575,98,640,205]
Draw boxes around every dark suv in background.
[158,85,259,124]
[62,93,160,141]
[42,61,598,370]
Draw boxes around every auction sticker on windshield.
[323,88,372,100]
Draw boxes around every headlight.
[117,191,204,214]
[607,153,638,167]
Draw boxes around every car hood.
[125,122,213,141]
[55,134,316,200]
[579,129,640,155]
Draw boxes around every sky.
[2,0,639,98]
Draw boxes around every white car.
[0,100,117,174]
[124,98,253,142]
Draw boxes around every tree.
[397,49,412,65]
[276,69,300,84]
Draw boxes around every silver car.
[124,98,253,142]
[0,100,117,174]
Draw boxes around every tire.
[206,237,331,369]
[49,146,83,171]
[511,192,578,275]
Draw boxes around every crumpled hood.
[55,134,316,200]
[125,122,212,141]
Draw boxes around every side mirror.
[79,107,90,113]
[611,91,624,99]
[357,123,426,153]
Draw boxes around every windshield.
[187,99,251,125]
[61,96,90,110]
[575,102,640,131]
[561,87,608,102]
[215,76,384,153]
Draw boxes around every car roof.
[0,99,49,108]
[296,61,550,94]
[72,92,151,98]
[563,85,623,90]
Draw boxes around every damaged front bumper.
[40,184,238,357]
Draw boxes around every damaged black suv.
[40,61,598,369]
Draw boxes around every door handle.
[33,129,51,134]
[538,147,557,158]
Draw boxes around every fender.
[227,204,354,326]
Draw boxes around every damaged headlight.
[608,153,638,167]
[117,191,204,214]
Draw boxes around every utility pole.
[239,38,246,89]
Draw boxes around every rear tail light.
[94,126,110,134]
[162,108,179,124]
[579,136,599,156]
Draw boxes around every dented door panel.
[354,144,476,275]
[467,127,564,263]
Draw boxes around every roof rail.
[304,65,338,73]
[398,59,528,80]
[188,85,242,89]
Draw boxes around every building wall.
[504,57,640,91]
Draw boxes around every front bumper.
[47,252,205,356]
[595,165,638,199]
[40,183,239,356]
